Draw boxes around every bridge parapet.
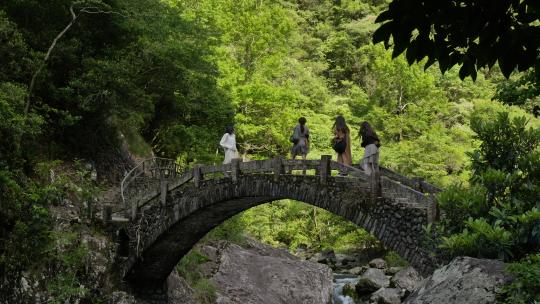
[119,155,440,223]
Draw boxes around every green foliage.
[177,250,216,304]
[373,0,540,80]
[193,279,218,304]
[469,112,539,175]
[0,157,102,301]
[240,200,379,253]
[204,214,247,245]
[45,232,90,304]
[495,70,540,111]
[384,251,409,268]
[3,0,540,300]
[440,218,514,259]
[435,112,540,261]
[437,185,489,233]
[498,254,540,304]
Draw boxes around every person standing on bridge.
[359,121,381,175]
[332,115,352,176]
[291,117,310,160]
[220,125,239,164]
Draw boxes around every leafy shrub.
[177,250,216,303]
[434,112,540,261]
[498,254,540,304]
[384,251,409,267]
[45,232,90,304]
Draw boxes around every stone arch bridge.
[108,156,441,300]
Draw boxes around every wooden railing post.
[320,155,331,184]
[274,157,284,182]
[193,164,203,188]
[370,171,382,204]
[231,158,241,183]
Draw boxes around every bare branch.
[25,4,126,115]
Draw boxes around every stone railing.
[120,157,184,219]
[379,167,442,195]
[118,155,441,222]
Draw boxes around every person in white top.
[219,125,239,164]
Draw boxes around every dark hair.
[360,121,380,146]
[333,115,349,133]
[298,117,307,133]
[225,125,234,135]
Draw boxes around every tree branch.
[24,5,125,115]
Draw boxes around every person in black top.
[359,121,381,175]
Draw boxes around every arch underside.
[123,174,434,290]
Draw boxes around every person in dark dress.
[359,121,381,175]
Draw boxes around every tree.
[373,0,540,80]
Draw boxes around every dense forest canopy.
[0,0,539,302]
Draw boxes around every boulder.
[370,288,402,304]
[244,237,297,260]
[369,258,387,269]
[335,254,349,266]
[356,268,390,295]
[403,256,512,304]
[391,267,422,297]
[318,248,337,265]
[198,244,221,277]
[199,244,220,261]
[386,267,403,275]
[346,266,364,275]
[210,242,333,304]
[342,255,357,266]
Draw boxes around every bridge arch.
[120,170,436,294]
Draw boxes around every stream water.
[332,273,362,304]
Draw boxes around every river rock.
[198,244,221,277]
[369,258,387,269]
[341,255,357,266]
[335,254,350,266]
[391,266,422,297]
[356,268,390,295]
[318,248,337,265]
[403,256,511,304]
[346,266,364,275]
[210,242,333,304]
[386,267,403,275]
[370,287,402,304]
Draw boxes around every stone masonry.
[119,173,437,301]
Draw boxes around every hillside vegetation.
[0,0,538,302]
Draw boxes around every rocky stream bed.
[140,238,512,304]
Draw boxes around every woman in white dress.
[219,125,239,164]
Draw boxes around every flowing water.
[332,273,362,304]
